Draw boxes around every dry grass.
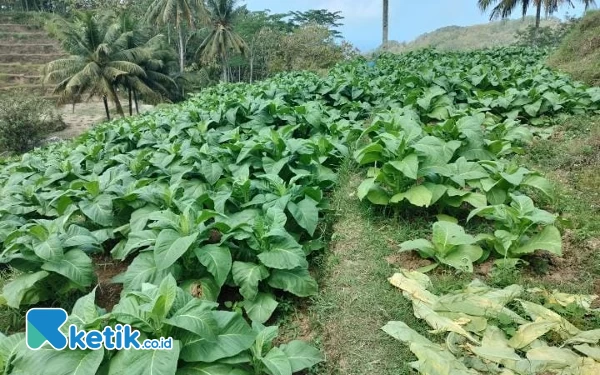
[548,10,600,86]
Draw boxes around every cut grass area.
[296,163,434,375]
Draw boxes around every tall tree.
[288,9,344,38]
[196,0,248,83]
[42,12,149,119]
[383,0,389,46]
[479,0,596,28]
[145,0,206,73]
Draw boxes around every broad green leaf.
[522,175,553,198]
[109,341,180,375]
[287,198,319,236]
[389,153,419,180]
[258,246,308,270]
[180,312,255,363]
[33,235,63,262]
[440,245,483,272]
[79,195,113,226]
[113,253,179,291]
[165,299,218,340]
[261,347,292,375]
[390,185,432,207]
[176,364,235,375]
[432,222,476,254]
[232,262,269,301]
[513,226,562,256]
[11,345,104,375]
[154,230,198,270]
[357,178,375,201]
[41,249,94,287]
[195,245,232,287]
[0,333,24,372]
[69,288,101,328]
[279,341,323,372]
[244,292,278,324]
[268,268,318,297]
[1,271,49,308]
[200,160,223,185]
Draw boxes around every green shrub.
[514,19,577,48]
[0,91,65,154]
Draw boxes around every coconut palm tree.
[145,0,207,73]
[478,0,596,28]
[109,11,180,113]
[43,12,149,120]
[383,0,389,47]
[196,0,248,83]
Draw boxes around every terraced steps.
[0,73,42,85]
[0,44,61,54]
[0,53,66,64]
[0,63,44,75]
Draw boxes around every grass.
[548,10,600,86]
[282,162,433,375]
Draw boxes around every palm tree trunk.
[250,54,254,83]
[382,0,389,47]
[222,53,228,83]
[102,96,110,121]
[177,25,185,73]
[128,87,133,116]
[535,1,542,28]
[109,87,125,118]
[133,90,139,114]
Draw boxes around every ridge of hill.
[385,16,561,52]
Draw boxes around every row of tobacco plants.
[0,47,598,374]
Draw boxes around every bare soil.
[92,254,129,311]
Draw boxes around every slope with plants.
[0,46,598,373]
[384,17,560,53]
[548,10,600,86]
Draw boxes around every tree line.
[1,0,354,120]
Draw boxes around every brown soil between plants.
[92,254,129,311]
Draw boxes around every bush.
[0,91,65,154]
[514,18,578,48]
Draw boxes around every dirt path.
[51,101,154,140]
[307,170,425,375]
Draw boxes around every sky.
[241,0,591,51]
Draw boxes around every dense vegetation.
[0,45,598,373]
[548,10,600,86]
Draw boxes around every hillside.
[548,10,600,86]
[386,16,560,52]
[0,12,65,97]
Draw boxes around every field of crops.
[0,47,599,374]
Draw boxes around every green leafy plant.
[0,277,323,375]
[399,219,485,272]
[468,194,562,264]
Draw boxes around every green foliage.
[400,220,484,272]
[0,91,65,154]
[384,269,600,374]
[0,281,323,374]
[548,10,600,86]
[514,22,575,48]
[352,48,599,270]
